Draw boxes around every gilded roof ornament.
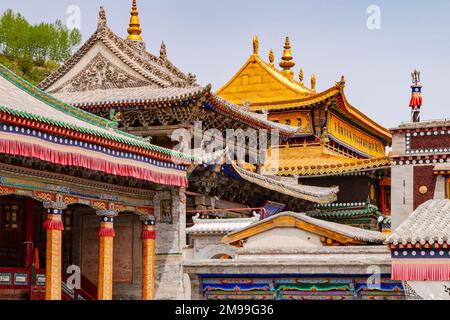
[97,6,107,31]
[311,74,316,91]
[127,0,143,41]
[269,49,275,67]
[299,68,304,83]
[253,35,259,55]
[335,75,345,90]
[279,36,296,80]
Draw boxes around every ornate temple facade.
[185,212,404,300]
[217,37,393,230]
[0,2,346,300]
[387,76,450,300]
[0,62,191,300]
[2,1,426,301]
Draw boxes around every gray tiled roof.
[186,213,260,235]
[53,86,205,107]
[226,211,387,244]
[386,199,450,246]
[229,161,339,204]
[39,24,194,91]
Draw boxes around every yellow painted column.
[141,216,156,300]
[43,208,64,300]
[97,215,115,300]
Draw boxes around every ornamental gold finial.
[311,74,316,91]
[269,49,274,66]
[253,35,259,55]
[279,36,296,80]
[299,68,304,83]
[127,0,143,41]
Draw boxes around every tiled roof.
[386,199,450,247]
[229,160,339,204]
[216,54,314,107]
[53,86,206,107]
[263,144,390,177]
[39,23,194,91]
[308,204,384,220]
[186,213,260,235]
[0,63,192,161]
[224,211,387,244]
[208,94,300,135]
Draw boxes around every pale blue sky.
[1,0,449,128]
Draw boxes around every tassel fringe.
[0,138,188,187]
[141,230,156,240]
[392,263,450,281]
[98,227,116,237]
[43,219,64,231]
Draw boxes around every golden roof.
[263,143,391,177]
[216,37,392,143]
[216,37,314,107]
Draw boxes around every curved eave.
[0,106,193,165]
[222,213,385,245]
[206,94,299,137]
[229,161,339,204]
[273,157,391,178]
[249,84,392,143]
[335,88,392,143]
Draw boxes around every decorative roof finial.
[269,49,274,67]
[299,68,304,83]
[311,74,316,91]
[160,41,167,61]
[127,0,143,41]
[253,35,259,55]
[97,6,107,31]
[279,36,296,80]
[410,69,423,123]
[411,69,421,86]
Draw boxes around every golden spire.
[279,36,296,80]
[253,35,259,55]
[311,74,316,91]
[269,49,274,67]
[127,0,143,41]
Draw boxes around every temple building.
[0,1,341,300]
[0,62,191,300]
[390,72,450,229]
[185,212,404,300]
[217,36,393,230]
[388,74,450,299]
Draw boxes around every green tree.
[0,9,82,83]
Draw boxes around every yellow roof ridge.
[216,53,313,97]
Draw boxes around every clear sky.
[1,0,449,128]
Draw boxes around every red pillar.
[22,198,34,268]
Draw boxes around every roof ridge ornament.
[279,36,296,80]
[160,41,167,61]
[253,35,259,55]
[311,74,317,92]
[269,49,275,67]
[97,6,107,31]
[299,68,304,84]
[127,0,143,41]
[334,75,345,90]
